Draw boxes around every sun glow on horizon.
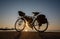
[23,21,30,31]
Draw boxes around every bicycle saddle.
[32,12,39,16]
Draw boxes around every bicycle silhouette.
[15,11,48,32]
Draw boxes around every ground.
[0,31,60,39]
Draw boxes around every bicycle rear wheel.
[34,20,48,32]
[15,18,26,32]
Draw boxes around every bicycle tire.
[15,18,26,32]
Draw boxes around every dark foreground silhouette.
[0,31,60,39]
[15,11,48,32]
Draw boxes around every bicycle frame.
[19,13,40,29]
[15,11,48,32]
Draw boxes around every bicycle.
[15,11,48,32]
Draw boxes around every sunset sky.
[0,0,60,32]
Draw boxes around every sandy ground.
[0,31,60,39]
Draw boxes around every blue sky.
[0,0,60,32]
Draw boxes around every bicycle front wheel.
[15,18,26,32]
